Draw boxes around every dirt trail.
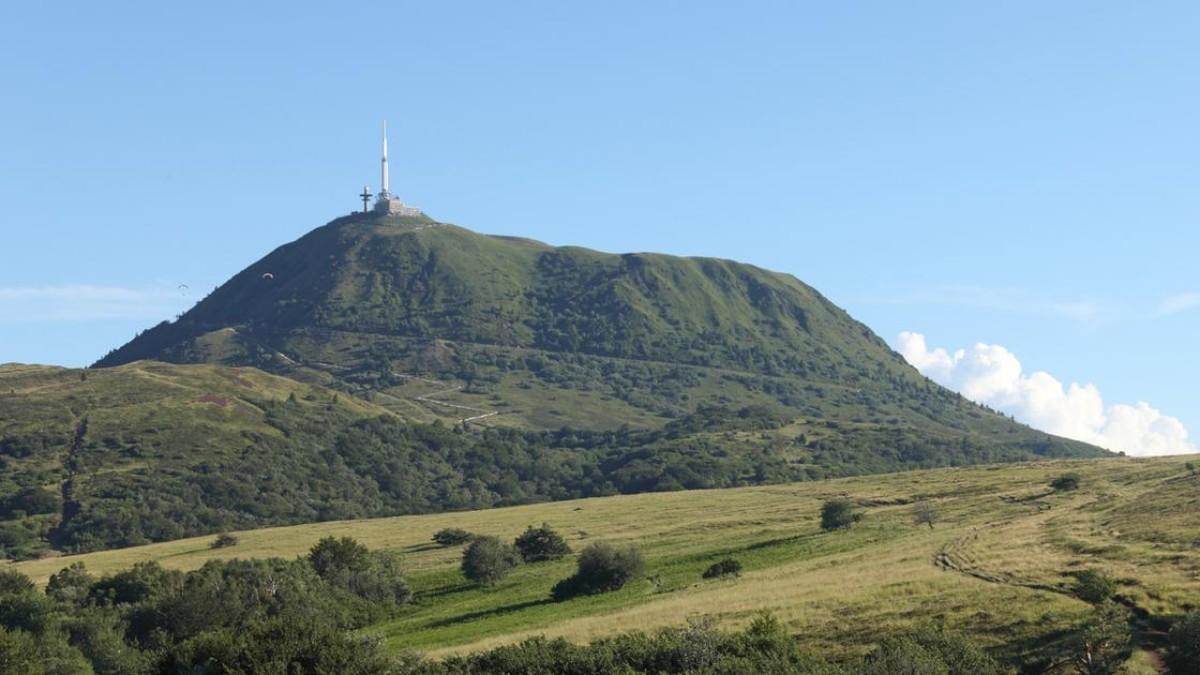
[396,374,499,425]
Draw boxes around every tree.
[1072,570,1117,604]
[514,523,571,562]
[551,541,645,600]
[1069,601,1130,675]
[308,536,370,580]
[820,498,862,531]
[433,528,474,546]
[0,569,34,596]
[1051,473,1081,492]
[913,502,939,529]
[461,536,521,587]
[1167,610,1200,673]
[46,562,93,605]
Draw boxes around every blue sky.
[2,2,1196,454]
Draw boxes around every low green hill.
[0,360,1093,559]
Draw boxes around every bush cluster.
[514,522,572,562]
[0,536,410,673]
[702,559,742,579]
[552,542,646,601]
[819,498,863,531]
[433,528,474,546]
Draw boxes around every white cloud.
[0,285,191,322]
[896,331,1196,457]
[1157,292,1200,317]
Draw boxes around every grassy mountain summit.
[97,212,1102,453]
[95,212,1097,445]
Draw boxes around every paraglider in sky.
[261,272,274,280]
[178,284,189,296]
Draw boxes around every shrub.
[1069,601,1130,675]
[820,498,862,531]
[432,528,474,546]
[1167,610,1200,673]
[1051,473,1081,492]
[210,533,239,549]
[88,561,183,606]
[46,562,94,605]
[0,569,34,596]
[861,625,1002,674]
[461,536,521,587]
[345,551,411,606]
[308,536,370,579]
[552,541,645,600]
[514,523,571,562]
[1072,569,1117,604]
[702,558,742,579]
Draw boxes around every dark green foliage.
[1051,473,1082,492]
[88,561,182,606]
[418,615,996,673]
[1068,601,1130,675]
[309,536,371,578]
[820,498,862,531]
[0,626,39,675]
[1071,569,1117,604]
[433,528,474,546]
[0,569,34,596]
[552,541,645,601]
[45,563,93,606]
[1167,610,1200,674]
[860,625,1003,675]
[306,536,411,605]
[163,617,399,674]
[514,523,572,562]
[6,540,411,673]
[702,558,743,579]
[0,487,59,520]
[210,532,239,549]
[461,536,521,587]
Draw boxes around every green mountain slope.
[97,213,1102,455]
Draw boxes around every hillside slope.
[95,212,1104,459]
[12,456,1196,669]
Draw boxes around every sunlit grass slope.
[10,455,1197,664]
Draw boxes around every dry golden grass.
[8,454,1198,661]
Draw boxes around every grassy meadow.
[8,454,1197,666]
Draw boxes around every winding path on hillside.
[395,373,500,424]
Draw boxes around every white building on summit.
[373,121,421,216]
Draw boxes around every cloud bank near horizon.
[896,332,1195,457]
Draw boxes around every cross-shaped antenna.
[360,185,373,213]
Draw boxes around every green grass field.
[9,455,1197,667]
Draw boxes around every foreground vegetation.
[6,455,1198,672]
[0,358,1100,559]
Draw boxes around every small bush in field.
[702,559,742,579]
